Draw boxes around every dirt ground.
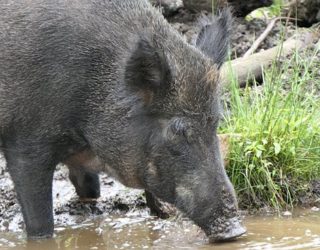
[0,6,319,234]
[166,8,297,58]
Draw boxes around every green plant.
[220,48,320,210]
[246,0,284,20]
[270,0,283,16]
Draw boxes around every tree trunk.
[183,0,273,17]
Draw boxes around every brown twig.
[243,17,297,58]
[243,18,278,58]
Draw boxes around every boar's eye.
[166,119,193,142]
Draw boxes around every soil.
[166,8,297,59]
[0,6,319,234]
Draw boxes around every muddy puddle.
[1,158,320,249]
[0,209,319,250]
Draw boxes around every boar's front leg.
[145,190,170,219]
[68,166,100,199]
[64,150,101,200]
[3,139,55,239]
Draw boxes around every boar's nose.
[208,217,246,243]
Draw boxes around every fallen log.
[220,27,320,87]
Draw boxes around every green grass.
[220,49,320,211]
[246,0,284,20]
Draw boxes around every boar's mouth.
[204,216,246,243]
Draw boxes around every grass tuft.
[220,48,320,210]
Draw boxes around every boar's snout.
[191,171,247,243]
[207,216,246,243]
[205,180,247,242]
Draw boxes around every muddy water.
[1,158,320,250]
[0,210,319,250]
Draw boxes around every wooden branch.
[243,18,278,58]
[220,28,320,88]
[243,17,299,58]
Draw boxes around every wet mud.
[0,155,146,234]
[0,208,320,249]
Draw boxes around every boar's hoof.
[28,233,53,240]
[208,217,246,243]
[145,191,176,219]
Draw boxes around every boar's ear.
[196,9,232,68]
[125,36,171,94]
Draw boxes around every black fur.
[196,9,232,67]
[125,36,171,92]
[0,0,244,241]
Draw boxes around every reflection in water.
[1,209,320,250]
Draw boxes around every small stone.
[156,0,183,16]
[95,227,103,235]
[305,229,312,237]
[2,221,9,229]
[283,211,292,216]
[311,206,320,212]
